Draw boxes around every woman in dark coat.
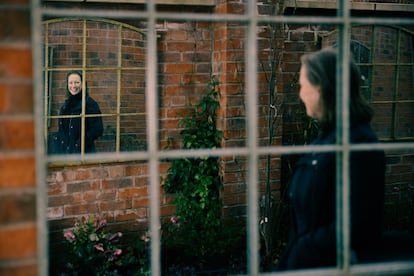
[53,71,103,154]
[276,48,385,270]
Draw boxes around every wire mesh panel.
[32,0,414,275]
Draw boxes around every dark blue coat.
[277,123,385,270]
[57,92,104,153]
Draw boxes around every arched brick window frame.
[43,18,147,156]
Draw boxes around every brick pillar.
[213,1,248,223]
[0,1,38,275]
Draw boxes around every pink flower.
[108,232,123,241]
[114,248,122,255]
[94,244,104,252]
[64,230,75,242]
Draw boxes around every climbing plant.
[163,77,224,259]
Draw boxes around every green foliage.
[163,78,224,258]
[62,216,149,275]
[162,216,247,271]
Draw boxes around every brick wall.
[46,2,285,270]
[0,1,38,275]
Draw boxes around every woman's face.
[67,74,82,96]
[299,65,323,120]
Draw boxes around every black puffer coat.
[57,92,103,153]
[276,123,385,270]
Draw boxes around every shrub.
[163,78,224,259]
[62,216,149,275]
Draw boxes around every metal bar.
[369,25,376,103]
[145,0,161,275]
[45,66,146,71]
[336,0,351,272]
[391,29,402,139]
[31,0,49,275]
[116,24,123,152]
[47,112,147,119]
[47,46,54,128]
[45,0,216,6]
[45,140,414,164]
[39,7,414,25]
[246,0,259,274]
[44,25,50,139]
[81,19,87,155]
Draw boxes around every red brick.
[66,181,100,193]
[0,47,32,78]
[165,63,194,74]
[0,193,36,224]
[99,200,132,211]
[114,209,147,221]
[118,187,148,198]
[0,262,37,276]
[64,204,98,216]
[160,205,175,217]
[108,166,125,178]
[132,197,149,207]
[0,157,35,188]
[134,175,148,187]
[0,83,33,113]
[0,8,30,40]
[125,163,147,176]
[0,225,37,259]
[95,190,117,201]
[0,120,34,150]
[167,30,187,41]
[74,168,92,181]
[82,190,100,202]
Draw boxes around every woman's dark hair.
[300,47,373,131]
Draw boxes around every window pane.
[395,102,414,138]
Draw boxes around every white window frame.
[31,0,414,275]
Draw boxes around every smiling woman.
[67,72,82,96]
[48,71,104,154]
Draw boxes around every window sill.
[45,0,215,7]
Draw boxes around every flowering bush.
[62,216,145,275]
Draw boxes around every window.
[32,0,414,275]
[324,26,414,141]
[44,18,147,156]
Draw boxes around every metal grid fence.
[31,0,414,275]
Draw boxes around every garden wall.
[46,1,285,271]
